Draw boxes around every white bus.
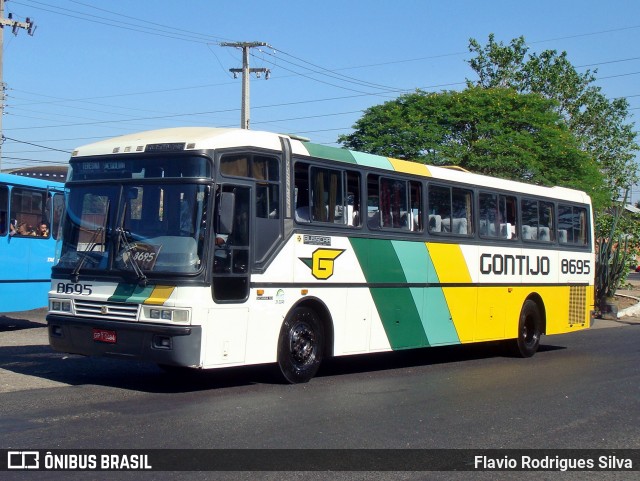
[48,127,594,383]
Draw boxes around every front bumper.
[47,314,202,367]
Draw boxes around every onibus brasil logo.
[299,248,345,280]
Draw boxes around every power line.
[14,0,222,44]
[260,47,402,94]
[3,136,72,153]
[0,0,35,171]
[67,0,232,43]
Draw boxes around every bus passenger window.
[410,181,423,232]
[521,199,555,242]
[428,185,449,233]
[367,175,420,231]
[558,204,588,246]
[293,163,359,228]
[500,195,518,239]
[310,167,343,223]
[346,171,361,227]
[10,188,46,238]
[428,185,473,236]
[479,193,498,237]
[480,193,517,240]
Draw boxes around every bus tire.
[510,299,542,358]
[277,306,324,384]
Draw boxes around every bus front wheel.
[510,299,541,358]
[277,307,324,384]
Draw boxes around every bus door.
[208,184,251,366]
[212,185,251,302]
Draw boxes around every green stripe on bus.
[351,151,394,170]
[108,283,155,303]
[303,143,357,164]
[350,237,429,348]
[391,240,460,346]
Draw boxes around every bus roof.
[70,127,591,205]
[0,172,64,189]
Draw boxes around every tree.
[467,34,639,204]
[338,87,607,207]
[467,35,640,302]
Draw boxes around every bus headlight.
[145,307,190,324]
[50,299,72,312]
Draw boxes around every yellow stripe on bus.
[426,243,476,342]
[143,285,176,305]
[388,158,431,176]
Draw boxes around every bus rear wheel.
[277,307,324,384]
[510,299,541,358]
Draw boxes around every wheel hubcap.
[290,323,315,365]
[523,317,538,346]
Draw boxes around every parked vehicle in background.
[0,173,65,312]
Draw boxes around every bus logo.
[300,248,345,280]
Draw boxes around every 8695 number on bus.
[56,283,93,295]
[560,259,591,275]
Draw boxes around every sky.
[2,0,640,198]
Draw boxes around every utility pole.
[0,0,35,171]
[220,41,270,130]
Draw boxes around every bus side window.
[346,171,361,227]
[0,185,7,236]
[558,204,588,246]
[372,177,421,231]
[428,184,473,236]
[500,195,518,240]
[366,174,380,229]
[410,181,423,232]
[10,187,46,238]
[428,185,449,233]
[521,198,555,242]
[294,162,310,223]
[479,192,498,237]
[298,162,360,227]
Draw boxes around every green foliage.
[594,203,633,312]
[467,34,639,206]
[594,195,640,312]
[339,87,607,206]
[596,207,640,266]
[595,234,629,310]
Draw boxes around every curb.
[616,294,640,319]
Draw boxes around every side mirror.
[217,192,235,235]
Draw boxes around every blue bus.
[0,173,65,312]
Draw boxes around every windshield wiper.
[70,227,104,283]
[115,227,147,286]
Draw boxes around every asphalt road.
[0,310,639,480]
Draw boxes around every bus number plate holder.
[93,328,117,344]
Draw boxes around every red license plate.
[93,328,117,344]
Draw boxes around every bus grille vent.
[74,300,139,321]
[568,285,587,325]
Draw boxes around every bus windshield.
[56,182,209,276]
